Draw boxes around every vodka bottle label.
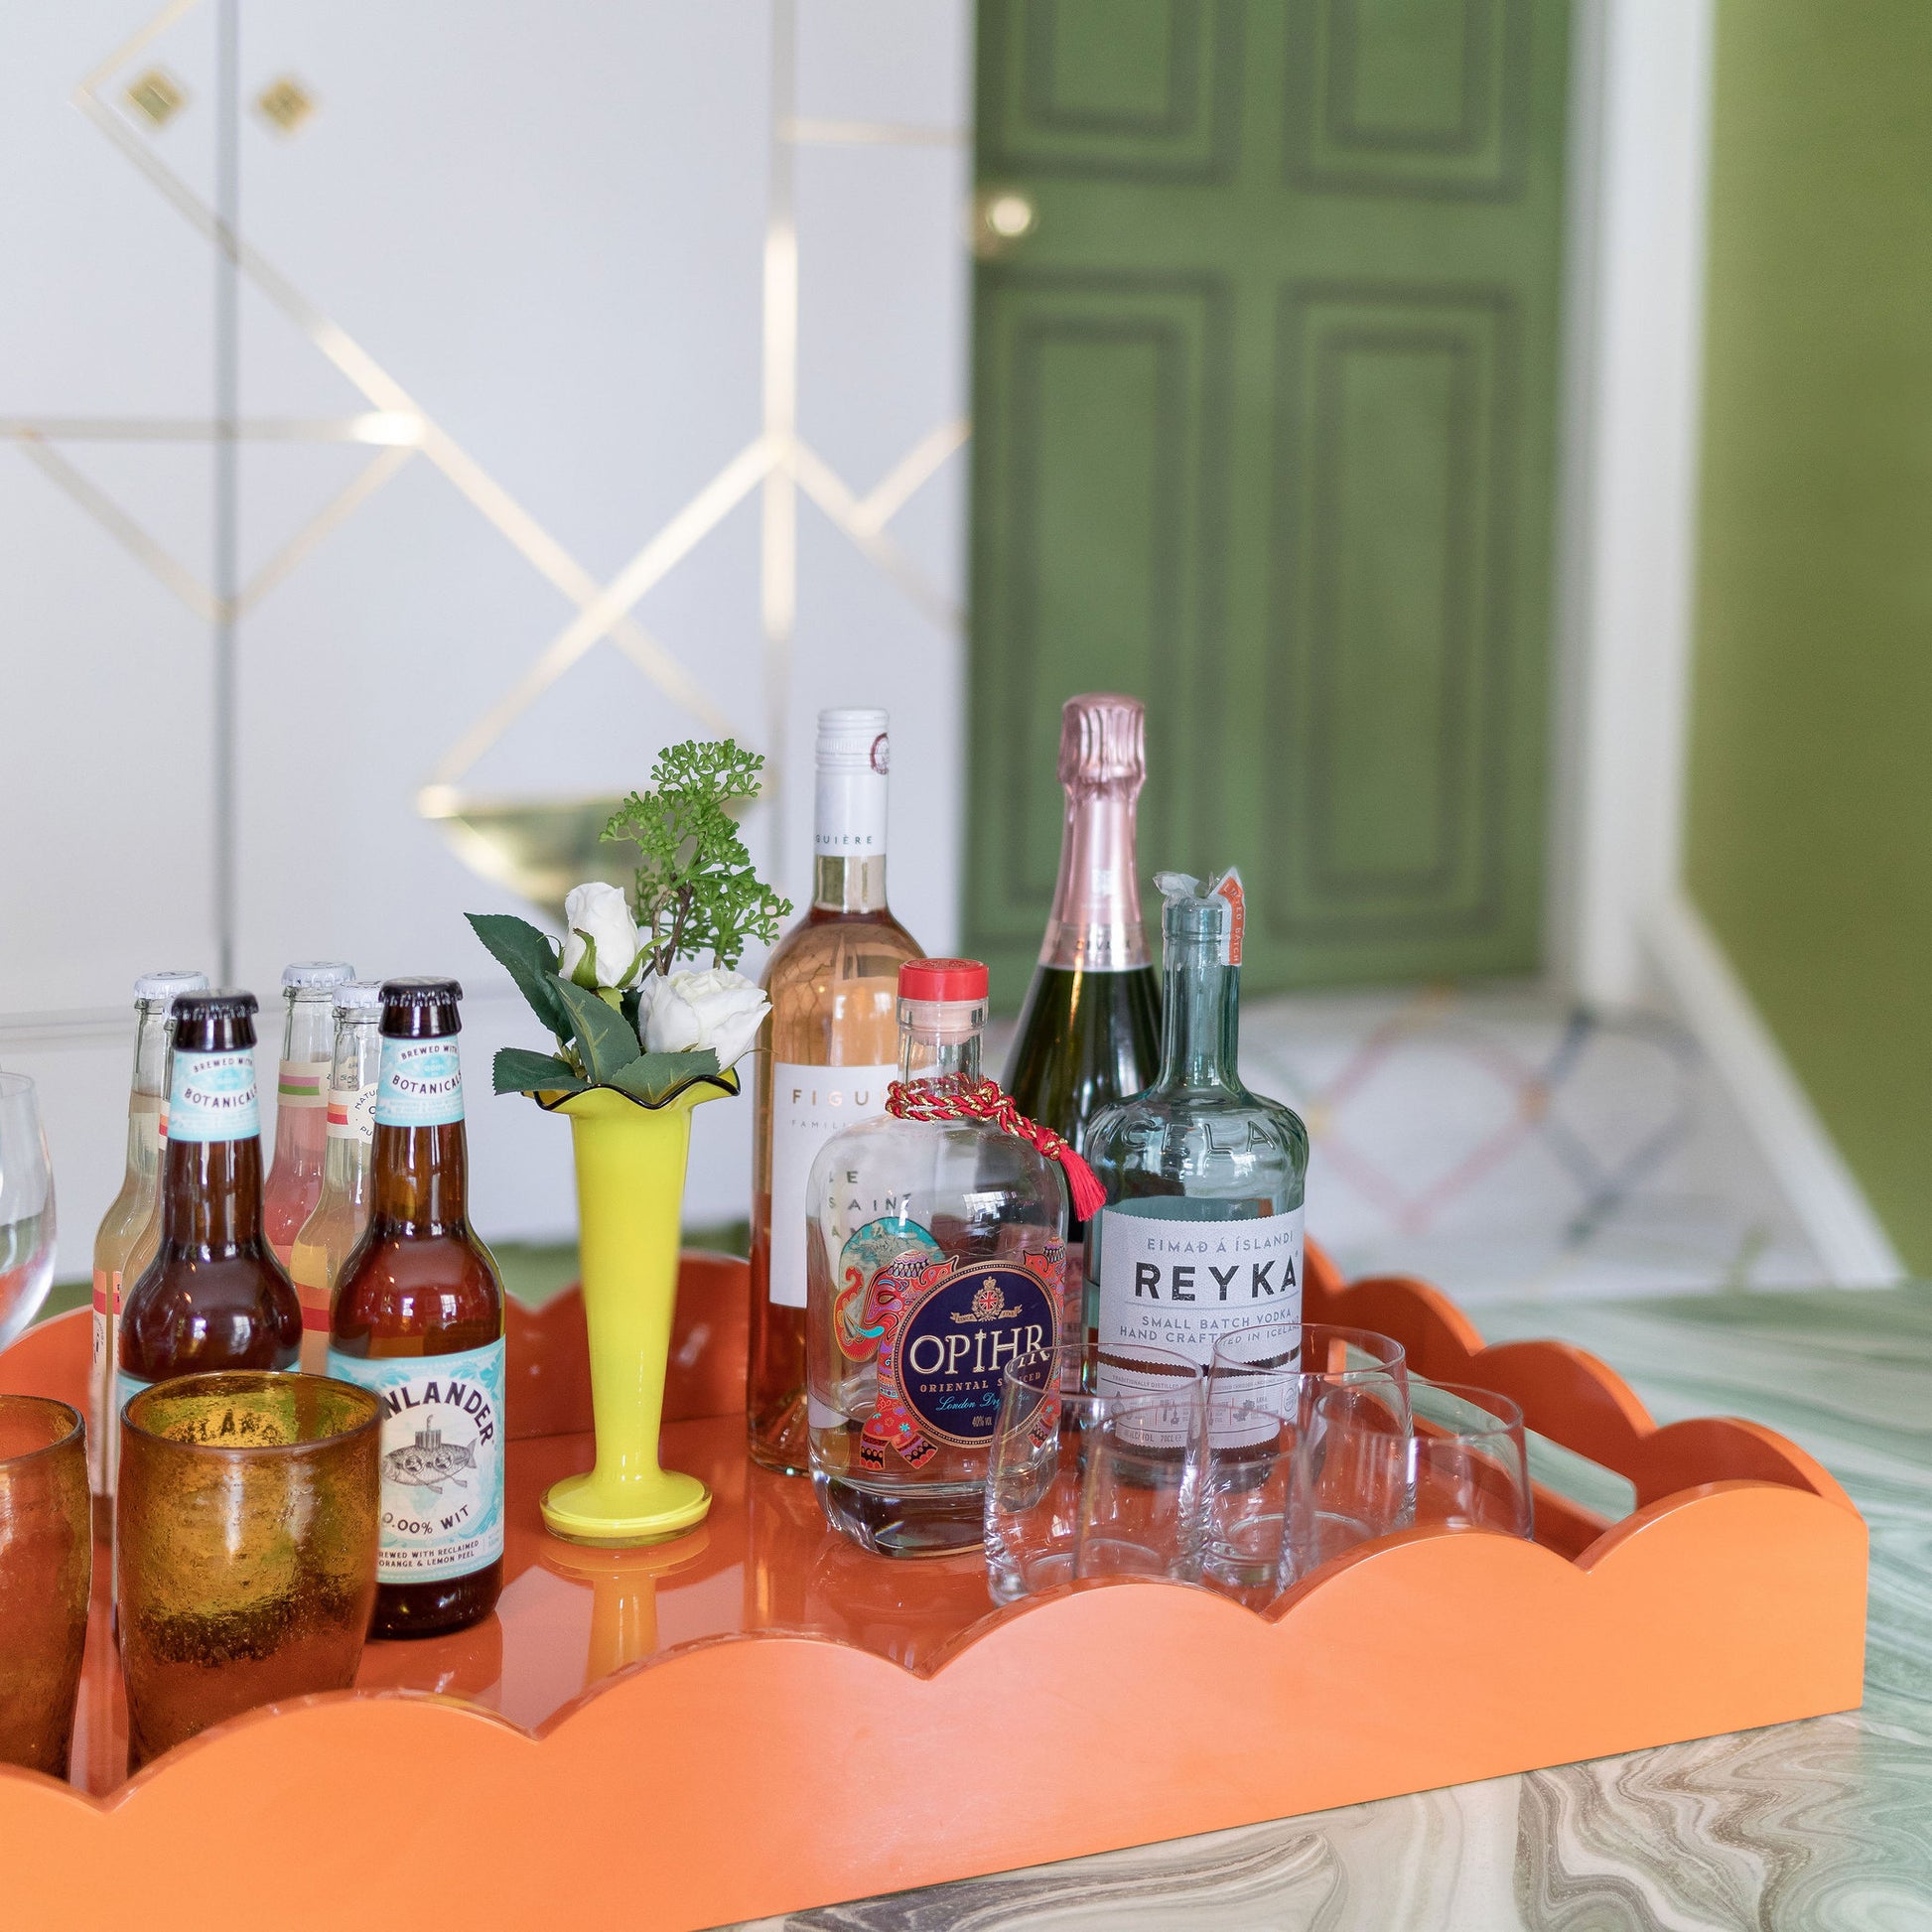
[767,1061,898,1308]
[1095,1201,1304,1366]
[374,1037,464,1128]
[326,1339,506,1581]
[168,1047,261,1142]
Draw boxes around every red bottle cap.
[898,958,990,1002]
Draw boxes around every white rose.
[560,883,642,990]
[639,967,770,1068]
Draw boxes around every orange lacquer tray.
[0,1245,1865,1929]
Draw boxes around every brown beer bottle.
[119,990,301,1406]
[328,978,504,1639]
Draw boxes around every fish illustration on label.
[381,1417,478,1494]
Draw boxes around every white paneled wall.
[0,0,971,1274]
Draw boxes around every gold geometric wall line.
[232,442,414,616]
[14,431,218,620]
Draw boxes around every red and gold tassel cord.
[885,1076,1107,1221]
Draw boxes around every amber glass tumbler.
[117,1372,379,1769]
[0,1396,89,1777]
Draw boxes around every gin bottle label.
[767,1061,897,1308]
[326,1339,506,1581]
[1095,1202,1304,1366]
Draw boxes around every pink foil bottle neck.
[1039,694,1152,971]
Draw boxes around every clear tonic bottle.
[90,969,207,1506]
[806,959,1066,1557]
[289,981,382,1373]
[1083,873,1310,1366]
[263,960,355,1268]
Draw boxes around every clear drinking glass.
[0,1073,57,1353]
[1410,1381,1534,1539]
[117,1372,380,1769]
[1201,1323,1411,1604]
[0,1395,90,1777]
[986,1339,1204,1603]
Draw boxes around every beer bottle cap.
[171,989,259,1023]
[333,980,383,1013]
[282,960,355,990]
[134,969,208,1002]
[379,977,464,1036]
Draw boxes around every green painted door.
[967,0,1572,1005]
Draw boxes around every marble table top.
[737,1286,1932,1931]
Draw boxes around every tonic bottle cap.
[282,960,355,990]
[333,980,383,1013]
[898,958,989,1002]
[1058,693,1145,792]
[379,977,464,1037]
[171,989,259,1024]
[134,969,209,1002]
[816,707,891,775]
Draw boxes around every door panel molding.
[968,268,1233,999]
[1269,280,1522,944]
[983,0,1243,183]
[1288,0,1533,201]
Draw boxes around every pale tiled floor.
[998,984,1825,1308]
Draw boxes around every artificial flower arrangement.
[468,737,790,1107]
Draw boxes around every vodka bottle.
[1083,873,1310,1368]
[749,709,920,1474]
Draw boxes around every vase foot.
[541,1468,712,1547]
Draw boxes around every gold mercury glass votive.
[117,1372,380,1770]
[0,1395,90,1777]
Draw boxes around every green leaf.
[493,1048,586,1097]
[608,1048,725,1105]
[467,913,571,1038]
[553,975,642,1083]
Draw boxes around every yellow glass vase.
[538,1080,729,1548]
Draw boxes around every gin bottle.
[749,708,921,1474]
[806,958,1085,1557]
[1083,873,1309,1365]
[1005,694,1160,1260]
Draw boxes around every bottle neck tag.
[374,1038,465,1128]
[168,1048,261,1143]
[814,765,888,857]
[1212,870,1246,967]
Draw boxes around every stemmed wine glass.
[0,1074,57,1354]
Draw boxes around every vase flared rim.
[533,1068,740,1115]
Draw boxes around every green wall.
[1688,0,1932,1270]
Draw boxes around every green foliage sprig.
[467,736,790,1108]
[608,739,789,976]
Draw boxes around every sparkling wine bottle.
[1005,694,1160,1270]
[748,709,921,1474]
[1083,871,1309,1366]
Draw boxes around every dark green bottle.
[1005,694,1161,1279]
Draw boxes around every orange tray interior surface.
[0,1247,1866,1931]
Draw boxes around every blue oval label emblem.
[897,1262,1058,1449]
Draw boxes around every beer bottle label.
[276,1057,332,1109]
[168,1047,261,1142]
[374,1038,465,1128]
[326,1339,505,1582]
[326,1079,377,1145]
